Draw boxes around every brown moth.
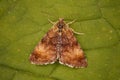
[29,18,87,68]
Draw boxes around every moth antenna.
[48,19,55,24]
[70,28,84,35]
[67,19,77,25]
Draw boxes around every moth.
[29,18,87,68]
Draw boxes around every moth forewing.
[29,18,87,68]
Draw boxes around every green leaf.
[0,0,120,80]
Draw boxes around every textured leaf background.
[0,0,120,80]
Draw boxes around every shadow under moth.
[29,18,87,68]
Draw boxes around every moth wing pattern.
[29,27,58,65]
[29,18,87,68]
[59,28,87,68]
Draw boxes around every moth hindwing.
[29,18,87,68]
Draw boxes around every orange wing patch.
[30,28,58,65]
[59,28,87,68]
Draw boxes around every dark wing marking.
[59,28,87,68]
[29,27,58,65]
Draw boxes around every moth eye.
[57,23,64,29]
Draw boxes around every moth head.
[56,18,66,29]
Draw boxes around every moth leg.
[48,19,55,24]
[67,19,76,25]
[70,28,84,35]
